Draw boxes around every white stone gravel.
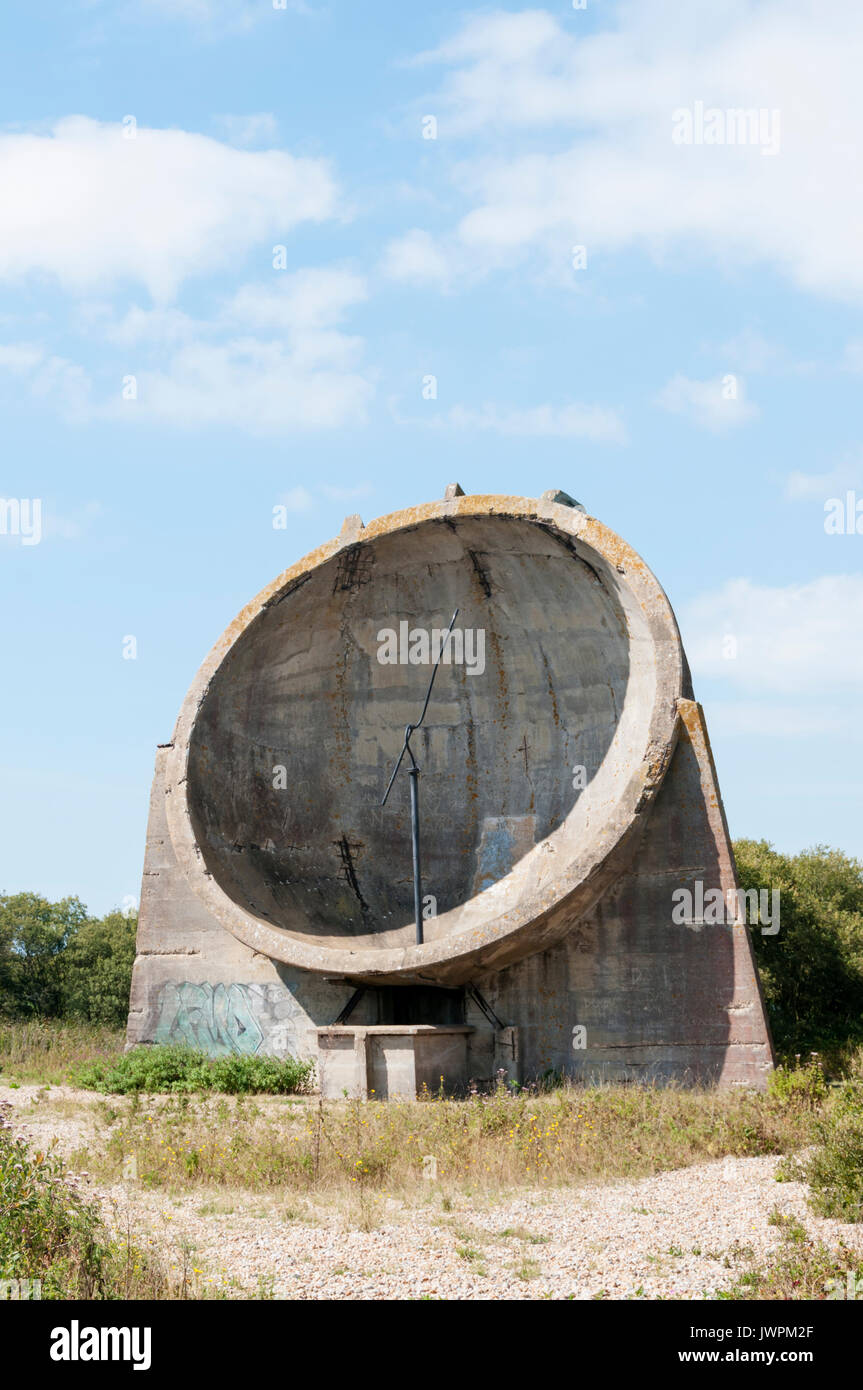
[5,1083,862,1301]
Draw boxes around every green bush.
[0,1100,180,1297]
[767,1055,828,1108]
[74,1044,314,1096]
[735,840,863,1058]
[206,1052,314,1095]
[797,1109,863,1222]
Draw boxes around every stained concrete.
[128,490,774,1090]
[316,1026,475,1100]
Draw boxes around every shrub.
[74,1044,314,1096]
[798,1109,863,1223]
[206,1052,315,1095]
[0,1100,180,1298]
[767,1055,828,1108]
[721,1229,863,1300]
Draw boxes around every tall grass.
[0,1099,202,1298]
[72,1075,820,1198]
[0,1018,125,1084]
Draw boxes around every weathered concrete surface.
[127,746,361,1061]
[316,1025,475,1100]
[163,494,684,984]
[472,700,774,1087]
[128,491,774,1090]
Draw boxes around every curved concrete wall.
[164,494,684,984]
[128,489,775,1089]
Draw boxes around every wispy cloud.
[407,4,863,303]
[785,460,862,500]
[657,374,757,432]
[380,230,454,289]
[681,574,863,694]
[0,270,374,436]
[0,342,90,420]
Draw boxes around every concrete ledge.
[316,1025,475,1100]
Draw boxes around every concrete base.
[315,1025,475,1099]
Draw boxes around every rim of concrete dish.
[164,493,685,983]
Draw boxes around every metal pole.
[381,608,459,950]
[408,764,423,944]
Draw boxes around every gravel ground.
[5,1083,862,1301]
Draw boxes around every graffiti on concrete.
[154,982,265,1055]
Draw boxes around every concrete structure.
[127,488,774,1093]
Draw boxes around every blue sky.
[1,0,861,915]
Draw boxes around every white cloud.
[444,401,626,442]
[105,270,373,434]
[225,269,368,333]
[414,3,863,302]
[0,117,337,301]
[714,329,779,374]
[97,269,367,350]
[785,463,861,500]
[680,574,863,694]
[101,306,199,347]
[0,269,373,437]
[0,342,90,419]
[381,230,453,288]
[130,337,371,433]
[0,344,44,372]
[657,373,757,431]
